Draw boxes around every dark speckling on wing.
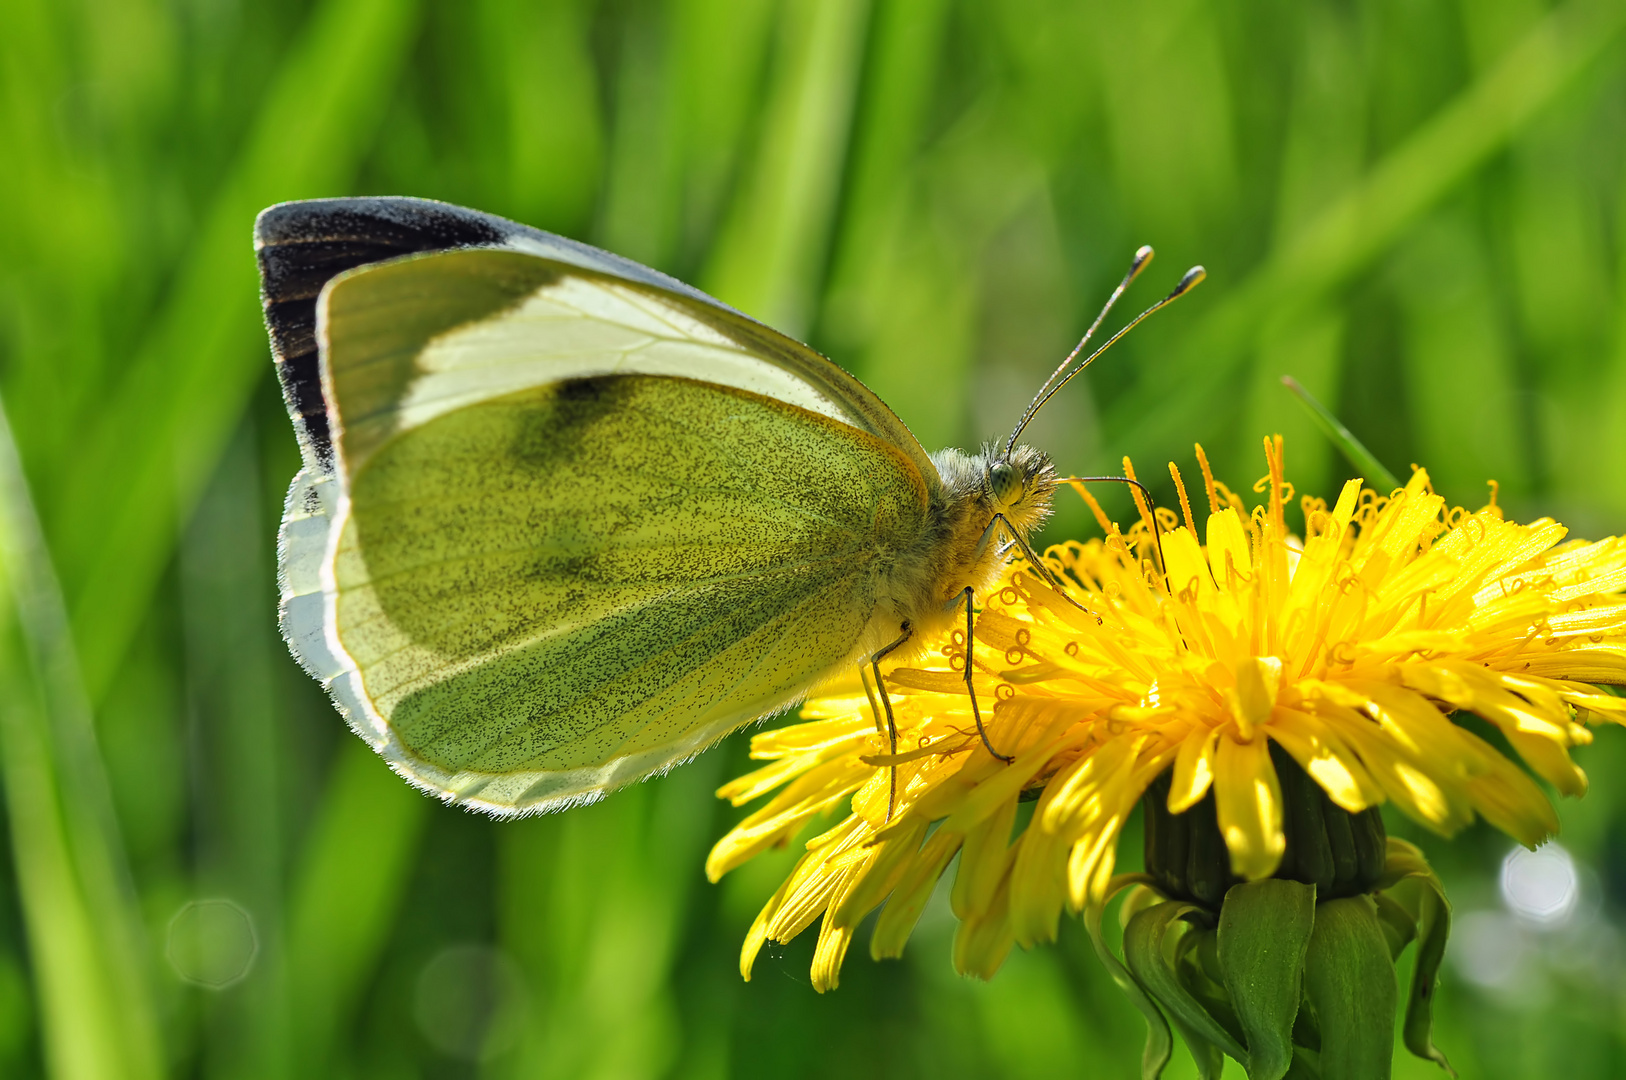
[332,373,932,778]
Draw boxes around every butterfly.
[256,197,1200,815]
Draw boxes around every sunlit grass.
[0,0,1623,1076]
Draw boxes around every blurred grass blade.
[666,0,780,267]
[1281,376,1401,492]
[1117,0,1626,461]
[1392,216,1529,501]
[181,423,290,1080]
[501,761,720,1080]
[54,0,423,704]
[818,0,977,454]
[0,659,136,1080]
[283,742,429,1073]
[827,0,950,287]
[479,0,604,233]
[0,395,162,1080]
[704,0,870,336]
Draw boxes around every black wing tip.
[255,196,527,470]
[254,196,516,251]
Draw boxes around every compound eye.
[988,461,1022,507]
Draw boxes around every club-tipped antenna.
[1004,262,1207,456]
[1004,246,1154,459]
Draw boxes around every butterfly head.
[984,444,1058,536]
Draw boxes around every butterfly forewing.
[265,221,944,814]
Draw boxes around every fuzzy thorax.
[875,443,1058,649]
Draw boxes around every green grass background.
[1,0,1625,1076]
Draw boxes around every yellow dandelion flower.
[707,438,1626,994]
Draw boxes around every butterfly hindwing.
[330,371,929,810]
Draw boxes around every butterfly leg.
[975,514,1100,624]
[862,623,914,822]
[956,585,1014,764]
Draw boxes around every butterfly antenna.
[1005,262,1206,456]
[1005,247,1153,459]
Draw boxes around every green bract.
[1091,838,1454,1080]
